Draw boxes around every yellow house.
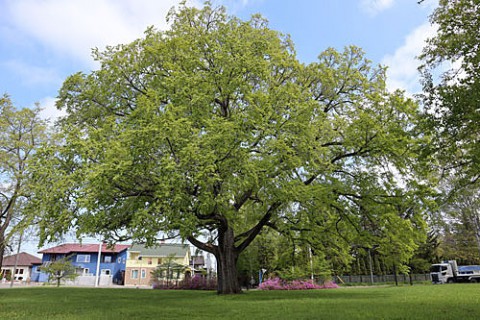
[124,243,191,286]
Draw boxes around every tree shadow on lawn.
[218,289,390,302]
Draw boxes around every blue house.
[37,243,130,285]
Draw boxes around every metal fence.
[334,273,431,285]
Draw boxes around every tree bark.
[188,202,281,294]
[215,227,241,294]
[0,236,4,271]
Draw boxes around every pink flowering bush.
[181,275,217,290]
[259,277,339,290]
[258,277,284,290]
[152,275,217,290]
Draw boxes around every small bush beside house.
[40,256,78,287]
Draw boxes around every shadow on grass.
[216,288,391,302]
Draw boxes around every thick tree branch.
[187,236,217,255]
[233,188,253,211]
[235,201,281,253]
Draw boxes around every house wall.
[124,252,190,286]
[112,250,127,284]
[1,266,33,282]
[38,253,67,282]
[38,250,128,285]
[30,265,41,282]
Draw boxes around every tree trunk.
[0,236,5,271]
[216,227,241,294]
[393,263,398,286]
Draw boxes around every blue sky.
[0,0,437,254]
[0,0,436,122]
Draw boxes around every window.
[131,270,139,279]
[103,256,112,263]
[117,257,121,263]
[76,255,90,263]
[147,258,152,265]
[18,269,24,275]
[76,268,89,275]
[141,269,146,278]
[101,269,111,275]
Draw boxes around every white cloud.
[38,96,66,124]
[218,0,263,12]
[3,60,61,87]
[360,0,395,16]
[4,0,199,67]
[382,22,436,94]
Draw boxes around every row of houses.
[1,243,209,286]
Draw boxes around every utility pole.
[309,246,314,284]
[10,231,23,288]
[95,242,102,287]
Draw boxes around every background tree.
[420,0,480,188]
[40,256,78,287]
[419,0,480,268]
[408,229,441,273]
[436,187,480,264]
[151,253,187,287]
[32,3,432,294]
[0,94,47,271]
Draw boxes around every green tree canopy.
[0,94,48,270]
[419,0,480,266]
[420,0,480,188]
[32,3,432,293]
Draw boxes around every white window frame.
[131,269,139,279]
[101,269,111,275]
[76,254,91,263]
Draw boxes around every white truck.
[430,260,480,284]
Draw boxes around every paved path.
[0,281,43,288]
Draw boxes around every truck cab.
[430,261,458,284]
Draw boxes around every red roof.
[38,243,130,254]
[3,252,42,266]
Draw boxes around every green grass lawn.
[1,284,480,319]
